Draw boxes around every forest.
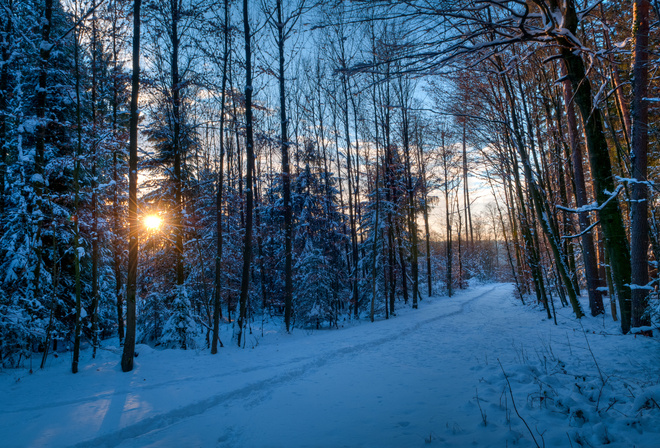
[0,0,658,373]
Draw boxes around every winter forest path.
[2,284,536,447]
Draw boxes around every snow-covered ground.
[1,283,658,447]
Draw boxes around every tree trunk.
[90,2,100,358]
[370,68,381,322]
[395,222,409,304]
[401,100,419,308]
[553,0,632,332]
[171,0,184,289]
[33,0,54,307]
[457,194,463,289]
[462,124,474,248]
[72,23,83,374]
[416,128,432,297]
[560,65,604,316]
[486,169,523,301]
[111,0,124,345]
[383,72,397,314]
[237,0,255,347]
[122,0,142,372]
[442,132,453,298]
[600,6,632,147]
[370,136,380,322]
[0,4,10,239]
[508,136,550,316]
[341,75,359,319]
[502,71,583,318]
[630,0,651,330]
[212,0,229,355]
[276,0,294,333]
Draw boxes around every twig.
[602,398,618,414]
[580,322,604,385]
[566,432,575,448]
[498,359,541,448]
[475,388,488,426]
[595,376,609,413]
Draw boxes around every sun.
[144,214,163,231]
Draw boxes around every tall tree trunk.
[383,71,396,314]
[225,125,233,323]
[41,237,59,369]
[462,123,474,247]
[600,6,632,148]
[416,126,432,297]
[502,71,583,318]
[350,93,365,264]
[630,0,651,330]
[212,0,229,355]
[551,0,632,332]
[90,2,100,358]
[255,172,268,311]
[544,95,580,296]
[237,0,255,347]
[560,65,604,316]
[518,68,580,312]
[276,0,294,333]
[370,67,381,322]
[456,194,463,289]
[171,0,184,289]
[501,164,526,299]
[331,106,351,277]
[442,132,453,298]
[33,0,54,306]
[507,136,550,316]
[341,75,359,318]
[122,0,142,372]
[486,168,523,301]
[72,24,83,374]
[555,134,581,295]
[401,100,419,308]
[370,135,380,322]
[111,0,124,344]
[0,3,10,239]
[395,222,409,304]
[422,179,432,296]
[387,223,396,313]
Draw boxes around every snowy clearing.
[1,283,659,447]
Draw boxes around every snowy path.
[103,285,502,448]
[2,283,658,448]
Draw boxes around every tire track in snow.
[72,284,504,448]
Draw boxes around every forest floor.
[1,283,659,447]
